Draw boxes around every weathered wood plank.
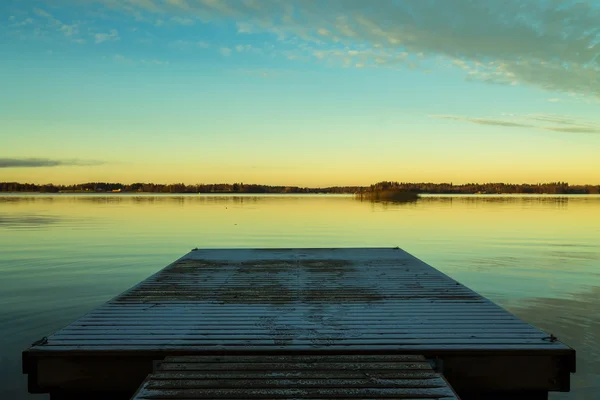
[148,371,440,380]
[158,362,434,371]
[44,339,556,346]
[94,306,497,311]
[134,387,457,398]
[54,327,542,334]
[161,355,427,363]
[31,344,569,351]
[144,378,449,389]
[80,315,520,321]
[65,316,536,329]
[87,309,510,314]
[143,378,450,389]
[51,334,548,340]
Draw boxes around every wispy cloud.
[87,0,600,98]
[170,40,211,50]
[9,17,34,27]
[95,29,119,43]
[60,24,79,37]
[233,43,266,55]
[32,8,53,19]
[541,126,600,134]
[9,8,89,44]
[234,67,307,79]
[527,114,580,125]
[170,16,194,26]
[112,54,169,66]
[430,114,600,134]
[31,8,81,40]
[431,115,535,129]
[0,158,106,168]
[219,47,231,56]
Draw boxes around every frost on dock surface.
[31,247,571,351]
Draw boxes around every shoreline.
[2,192,600,197]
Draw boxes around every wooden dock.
[23,248,575,399]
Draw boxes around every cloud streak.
[5,7,124,46]
[430,114,600,134]
[111,54,169,66]
[431,116,535,129]
[95,29,119,43]
[0,158,105,168]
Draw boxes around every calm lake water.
[0,194,599,399]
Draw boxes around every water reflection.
[418,195,576,206]
[0,213,63,228]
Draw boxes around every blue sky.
[1,0,600,186]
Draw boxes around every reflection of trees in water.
[0,196,56,204]
[419,196,576,206]
[358,194,600,211]
[111,195,266,205]
[507,286,600,398]
[0,195,269,205]
[3,194,600,207]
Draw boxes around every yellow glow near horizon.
[3,155,600,186]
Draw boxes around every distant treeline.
[367,181,600,194]
[0,182,355,194]
[1,181,599,194]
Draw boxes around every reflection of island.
[506,286,600,398]
[356,181,420,203]
[357,190,419,202]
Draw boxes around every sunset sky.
[2,0,600,186]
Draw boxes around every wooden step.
[131,354,460,399]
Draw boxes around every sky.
[1,0,600,187]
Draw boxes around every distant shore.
[1,181,599,195]
[2,192,599,196]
